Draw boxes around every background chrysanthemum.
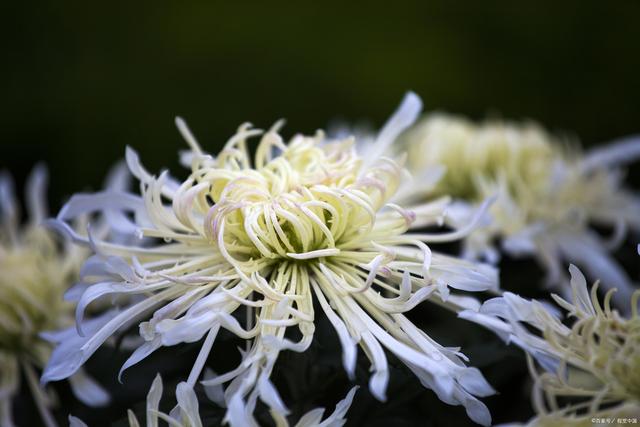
[401,114,640,310]
[0,167,109,427]
[461,258,640,425]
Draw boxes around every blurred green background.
[1,1,639,205]
[1,1,639,426]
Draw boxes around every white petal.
[118,337,162,381]
[258,375,289,417]
[316,386,358,427]
[361,92,422,171]
[41,348,85,385]
[0,172,18,241]
[311,283,357,379]
[125,146,153,183]
[581,134,640,171]
[64,283,89,302]
[461,394,491,426]
[456,367,495,398]
[68,415,88,427]
[75,278,164,336]
[26,163,48,224]
[567,264,595,316]
[155,312,216,346]
[127,410,142,427]
[176,382,202,427]
[202,369,226,407]
[409,196,496,243]
[361,331,389,401]
[69,368,110,406]
[295,408,325,426]
[175,117,204,154]
[457,310,512,343]
[41,311,117,383]
[557,232,636,312]
[44,292,169,383]
[392,165,446,204]
[58,191,144,221]
[224,393,259,427]
[146,374,163,427]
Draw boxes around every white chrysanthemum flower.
[69,375,358,427]
[43,93,499,425]
[402,114,640,310]
[461,256,640,425]
[0,167,109,427]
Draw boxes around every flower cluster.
[2,92,638,426]
[43,93,499,425]
[402,114,640,310]
[0,167,108,427]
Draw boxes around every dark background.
[2,1,640,202]
[1,1,639,426]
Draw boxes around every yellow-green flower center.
[0,230,70,355]
[188,133,402,262]
[594,317,640,400]
[404,114,557,200]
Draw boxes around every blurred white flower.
[462,258,640,425]
[0,167,109,427]
[402,114,640,310]
[43,93,498,425]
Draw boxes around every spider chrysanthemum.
[462,258,640,425]
[43,93,498,425]
[0,167,108,427]
[402,114,640,310]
